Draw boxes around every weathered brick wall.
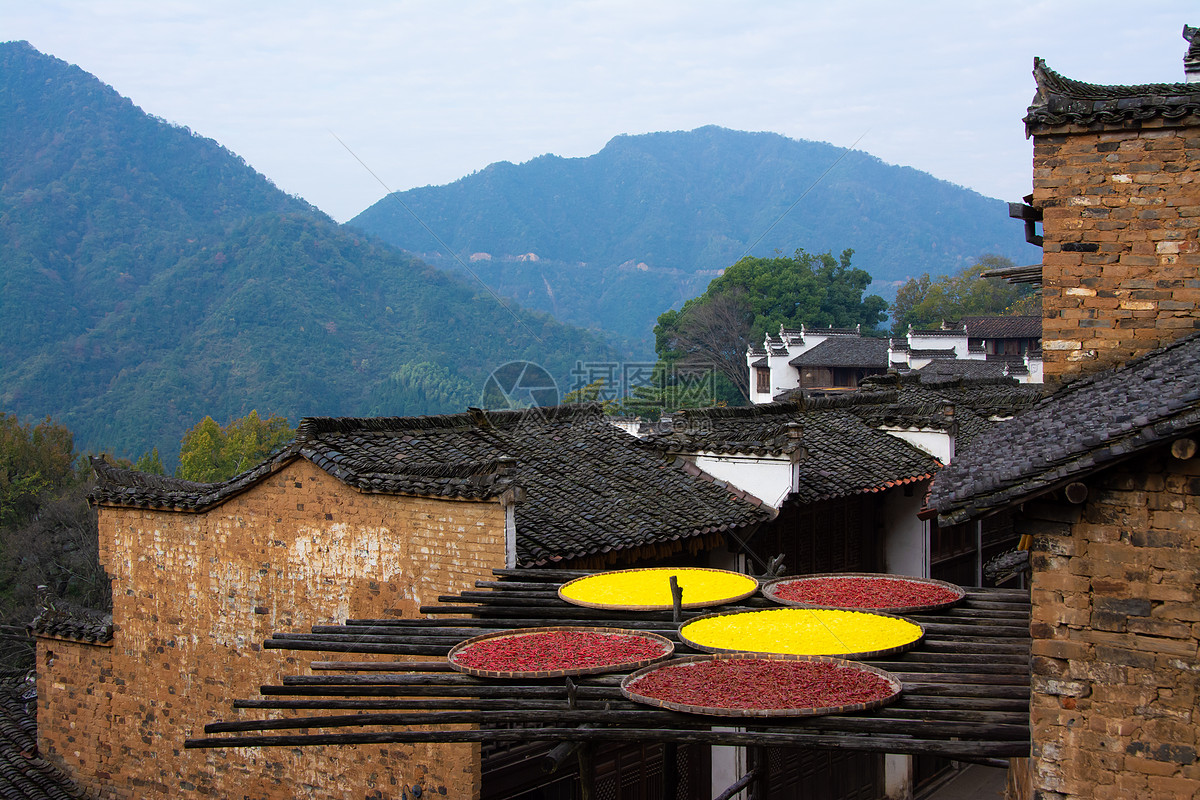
[1024,444,1200,799]
[1034,124,1200,384]
[39,458,508,800]
[36,638,114,797]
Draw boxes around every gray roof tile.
[960,316,1041,339]
[787,337,889,368]
[0,673,89,799]
[929,331,1200,525]
[1026,58,1200,130]
[92,405,771,567]
[645,391,944,503]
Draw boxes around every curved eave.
[1026,57,1200,133]
[91,451,512,513]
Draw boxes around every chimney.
[1185,25,1200,82]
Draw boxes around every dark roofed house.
[747,320,1042,403]
[36,403,771,800]
[637,375,1039,795]
[925,31,1200,800]
[928,334,1200,800]
[787,335,890,390]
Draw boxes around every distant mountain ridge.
[351,126,1040,339]
[0,41,619,463]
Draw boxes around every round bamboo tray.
[678,607,925,660]
[447,626,674,679]
[761,573,966,614]
[621,653,903,718]
[558,567,759,611]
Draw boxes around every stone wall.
[38,458,509,800]
[1024,443,1200,799]
[1034,124,1200,384]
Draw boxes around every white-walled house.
[749,318,1043,403]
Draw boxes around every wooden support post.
[578,742,596,800]
[670,576,683,623]
[748,746,769,800]
[663,742,679,799]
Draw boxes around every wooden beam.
[1171,437,1197,461]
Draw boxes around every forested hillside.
[350,126,1041,338]
[0,41,619,463]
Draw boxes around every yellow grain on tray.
[560,568,756,608]
[681,608,922,657]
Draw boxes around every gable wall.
[1022,443,1199,799]
[1034,123,1200,384]
[38,459,508,800]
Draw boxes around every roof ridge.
[296,403,604,438]
[1033,57,1197,99]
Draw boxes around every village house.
[13,24,1200,800]
[747,318,1043,403]
[927,30,1200,800]
[31,405,770,800]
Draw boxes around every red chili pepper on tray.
[773,576,958,609]
[627,659,893,710]
[453,631,669,672]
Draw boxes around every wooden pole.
[578,742,596,800]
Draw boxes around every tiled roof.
[90,453,302,511]
[1026,58,1200,130]
[908,326,965,336]
[644,394,941,504]
[961,316,1041,339]
[787,337,889,368]
[878,374,1045,451]
[908,348,958,359]
[929,331,1200,525]
[28,606,112,645]
[915,359,1015,381]
[750,357,768,368]
[92,405,771,568]
[0,673,89,799]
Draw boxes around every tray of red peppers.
[447,626,674,679]
[761,572,965,614]
[621,653,902,717]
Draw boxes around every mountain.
[350,126,1041,339]
[0,41,619,463]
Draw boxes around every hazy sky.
[3,1,1196,222]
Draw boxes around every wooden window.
[756,367,771,393]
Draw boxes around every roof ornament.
[1185,25,1200,82]
[467,407,493,429]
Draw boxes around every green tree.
[176,411,293,482]
[134,448,166,476]
[655,249,887,400]
[561,378,624,415]
[0,414,77,526]
[891,255,1039,334]
[618,361,741,420]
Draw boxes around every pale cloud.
[1,0,1195,221]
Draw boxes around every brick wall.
[39,458,508,800]
[1024,444,1200,799]
[1034,125,1200,384]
